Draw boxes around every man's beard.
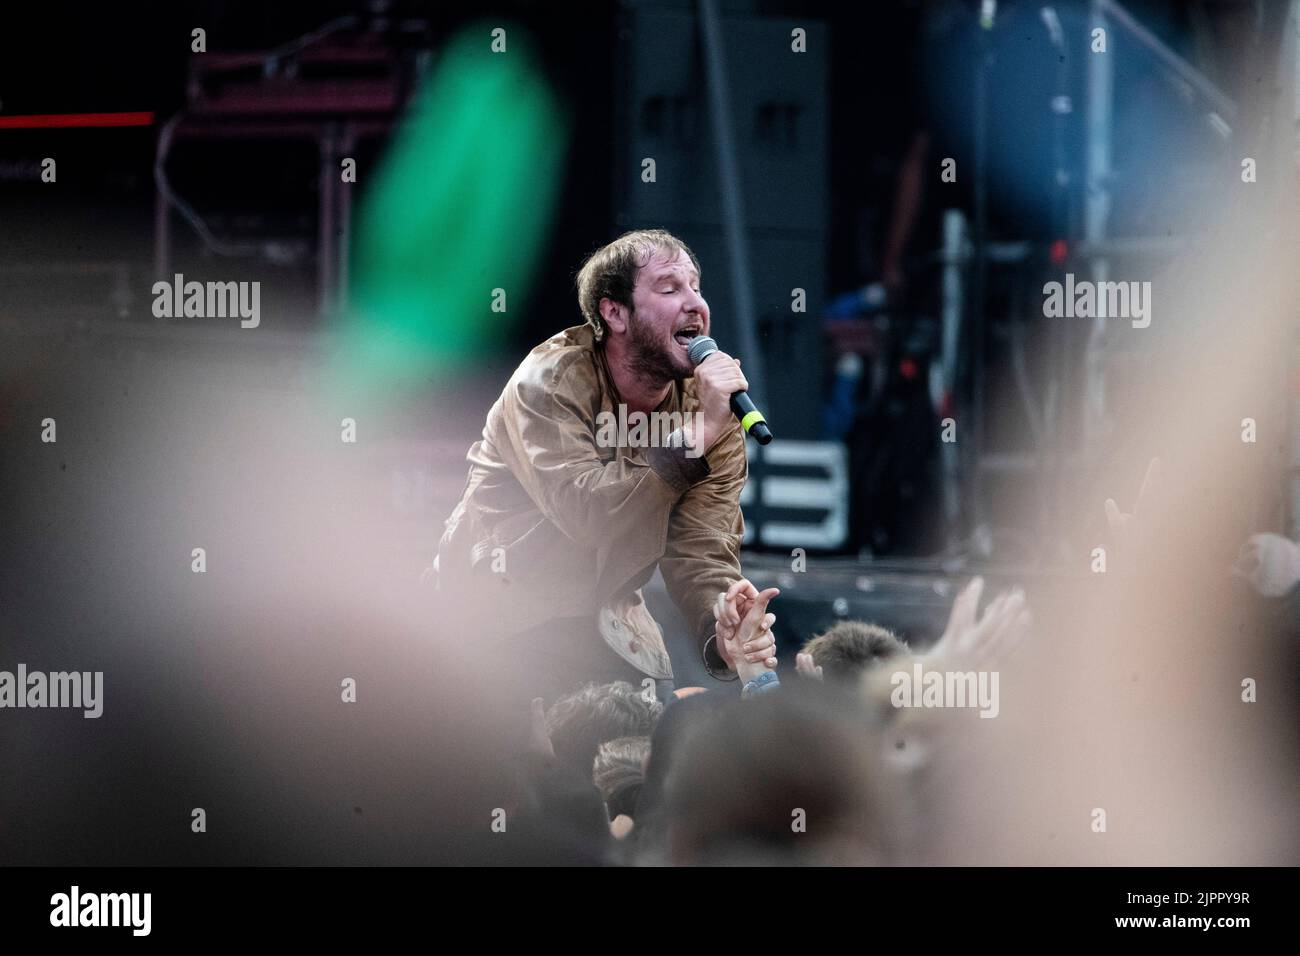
[626,310,691,384]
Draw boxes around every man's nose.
[685,289,709,323]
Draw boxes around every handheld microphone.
[687,335,773,445]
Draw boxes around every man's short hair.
[592,735,651,820]
[545,681,663,778]
[801,621,910,681]
[575,229,701,341]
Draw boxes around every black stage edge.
[1,866,1289,940]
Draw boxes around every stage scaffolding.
[927,0,1300,555]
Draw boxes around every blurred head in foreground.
[660,683,907,865]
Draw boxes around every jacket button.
[612,619,623,629]
[628,640,640,653]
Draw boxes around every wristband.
[741,670,780,699]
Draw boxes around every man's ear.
[600,298,630,335]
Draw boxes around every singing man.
[433,229,776,701]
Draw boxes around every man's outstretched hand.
[712,578,777,671]
[719,586,781,684]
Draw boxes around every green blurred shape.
[335,23,567,392]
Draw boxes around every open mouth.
[673,326,702,349]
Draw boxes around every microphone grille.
[687,335,718,367]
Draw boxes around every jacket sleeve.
[657,420,748,655]
[497,359,710,548]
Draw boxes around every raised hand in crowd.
[795,652,824,681]
[926,576,1031,670]
[1103,457,1162,573]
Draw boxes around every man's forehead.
[641,249,699,281]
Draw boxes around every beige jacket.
[435,324,747,679]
